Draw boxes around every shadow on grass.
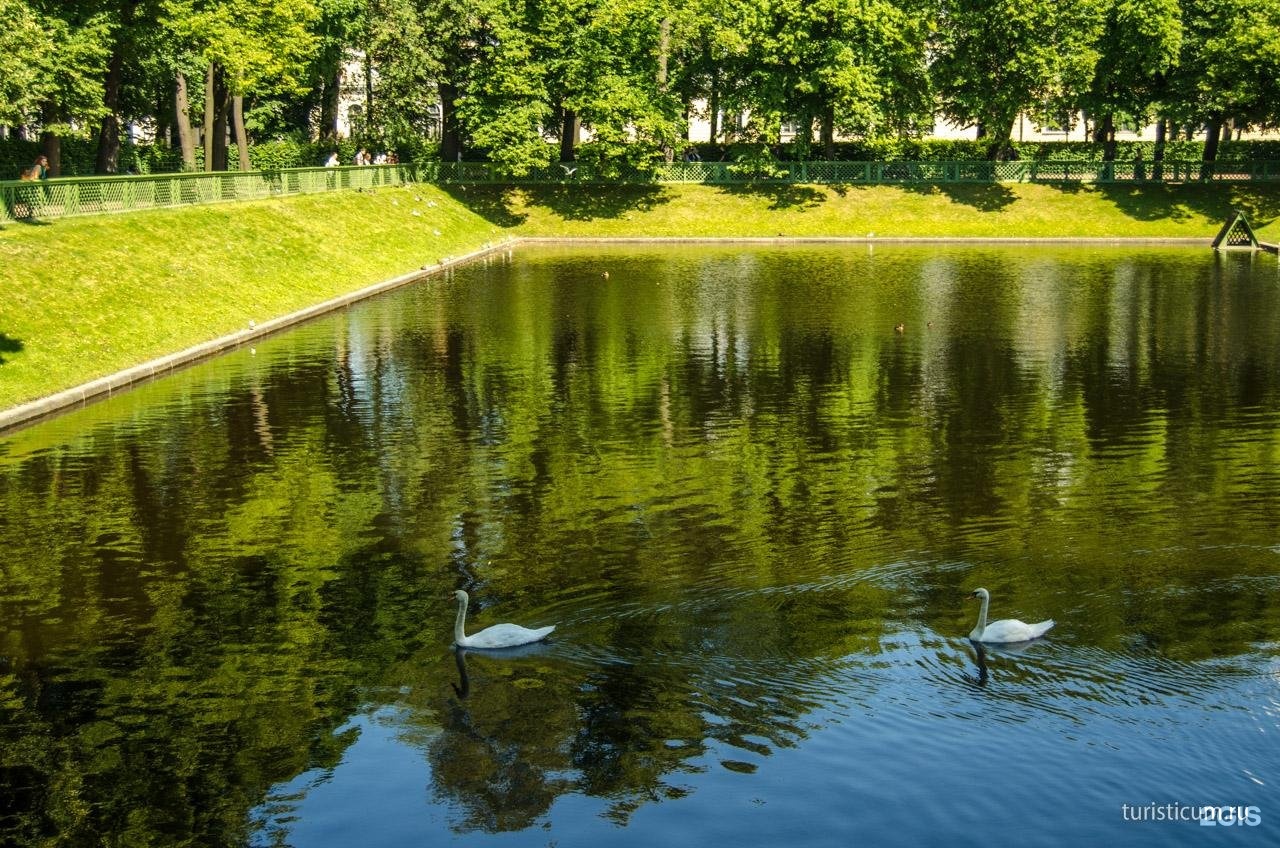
[900,182,1019,212]
[0,216,53,228]
[1049,182,1280,229]
[0,333,24,365]
[716,183,827,210]
[519,184,671,221]
[440,185,528,227]
[444,183,675,225]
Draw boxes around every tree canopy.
[1,0,1279,172]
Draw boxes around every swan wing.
[977,618,1054,644]
[1027,619,1055,639]
[460,622,555,649]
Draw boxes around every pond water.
[1,244,1278,847]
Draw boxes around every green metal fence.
[425,159,1280,185]
[3,159,1278,223]
[0,164,414,223]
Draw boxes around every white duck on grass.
[452,589,556,649]
[967,587,1054,643]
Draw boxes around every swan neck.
[976,593,989,635]
[454,594,468,644]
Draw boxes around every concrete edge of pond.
[520,236,1215,245]
[0,234,1245,436]
[0,241,512,436]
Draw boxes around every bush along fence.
[4,159,1280,223]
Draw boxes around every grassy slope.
[3,180,1279,411]
[489,181,1280,239]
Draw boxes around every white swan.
[967,587,1054,643]
[452,590,555,649]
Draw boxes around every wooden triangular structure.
[1212,210,1259,250]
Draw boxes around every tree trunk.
[1092,115,1108,144]
[1101,114,1116,161]
[364,51,374,132]
[1203,116,1222,161]
[1153,118,1165,181]
[319,70,340,140]
[792,105,812,158]
[95,45,125,174]
[1202,115,1222,180]
[439,81,462,161]
[820,104,835,160]
[175,70,197,171]
[708,68,720,143]
[212,68,229,171]
[657,17,672,162]
[232,94,250,171]
[155,85,171,151]
[984,115,1016,160]
[40,100,60,176]
[203,63,216,171]
[559,107,578,161]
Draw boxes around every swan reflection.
[969,640,989,687]
[450,641,558,700]
[967,634,1049,688]
[452,646,470,699]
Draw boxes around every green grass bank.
[3,181,1279,415]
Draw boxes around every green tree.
[451,0,686,176]
[92,1,179,174]
[1198,1,1280,156]
[723,0,930,156]
[1163,0,1280,166]
[1079,0,1181,160]
[456,0,558,173]
[370,0,483,161]
[23,1,114,175]
[559,0,685,173]
[309,0,368,141]
[932,0,1105,159]
[0,0,53,128]
[367,0,446,150]
[165,0,318,170]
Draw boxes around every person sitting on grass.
[20,155,49,181]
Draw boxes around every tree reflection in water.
[0,246,1277,845]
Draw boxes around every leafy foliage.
[0,0,52,125]
[933,0,1107,156]
[23,1,115,139]
[164,0,319,96]
[2,0,1280,172]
